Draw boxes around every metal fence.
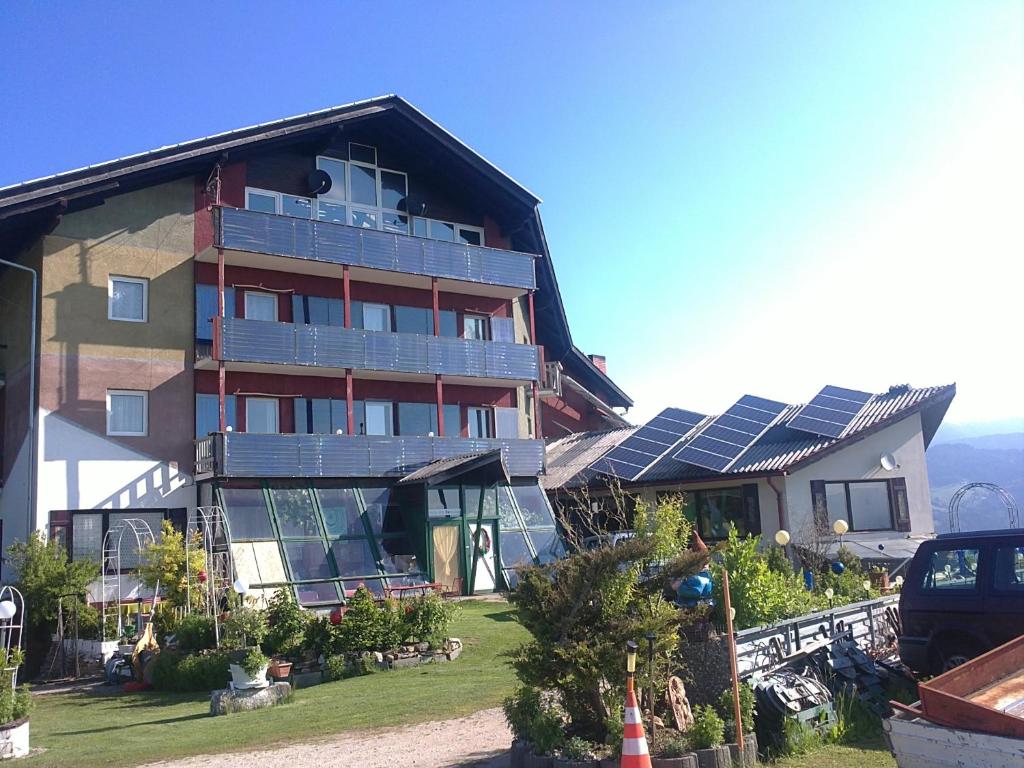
[734,594,901,678]
[218,206,537,290]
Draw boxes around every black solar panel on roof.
[673,394,788,472]
[788,385,873,438]
[591,408,704,480]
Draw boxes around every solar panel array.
[787,385,873,439]
[672,394,788,472]
[591,407,705,480]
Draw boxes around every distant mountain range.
[928,425,1024,533]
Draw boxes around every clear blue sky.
[3,2,1021,426]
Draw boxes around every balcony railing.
[210,317,540,381]
[215,206,537,290]
[194,432,545,479]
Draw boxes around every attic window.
[349,143,377,165]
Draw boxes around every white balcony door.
[364,401,394,436]
[246,398,279,434]
[245,291,278,321]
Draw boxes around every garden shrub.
[150,603,179,645]
[263,589,308,657]
[690,705,725,749]
[377,598,406,651]
[222,604,268,650]
[323,654,349,682]
[323,652,376,681]
[711,527,816,629]
[776,717,822,757]
[502,686,540,742]
[335,587,381,653]
[403,592,459,648]
[304,616,335,658]
[656,729,691,758]
[560,736,597,761]
[150,650,232,692]
[240,648,268,677]
[175,614,216,653]
[509,495,706,744]
[717,682,756,741]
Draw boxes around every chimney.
[588,354,607,374]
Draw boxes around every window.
[993,546,1024,592]
[822,481,894,531]
[413,217,486,247]
[245,398,279,434]
[281,194,313,219]
[363,401,394,436]
[69,510,168,567]
[468,407,492,438]
[244,291,278,322]
[294,398,346,434]
[443,404,461,437]
[107,390,147,436]
[292,295,343,326]
[108,276,148,322]
[195,284,234,341]
[246,189,278,213]
[317,157,347,201]
[348,142,377,165]
[428,487,461,518]
[362,303,391,332]
[395,306,432,335]
[439,310,458,338]
[196,393,237,437]
[684,486,760,541]
[464,315,490,341]
[220,488,276,540]
[397,402,435,436]
[921,547,980,591]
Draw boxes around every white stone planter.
[0,719,29,759]
[228,663,269,690]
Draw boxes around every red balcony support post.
[217,246,226,431]
[432,277,440,336]
[435,375,444,437]
[346,369,355,435]
[343,265,352,329]
[527,290,537,344]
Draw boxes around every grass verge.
[771,737,896,768]
[25,599,527,768]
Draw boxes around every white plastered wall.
[782,412,933,539]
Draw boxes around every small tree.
[139,520,206,612]
[6,533,99,674]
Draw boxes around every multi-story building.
[0,96,631,602]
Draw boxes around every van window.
[993,546,1024,591]
[920,547,980,591]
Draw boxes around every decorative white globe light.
[824,588,834,600]
[894,576,904,588]
[862,579,872,592]
[0,601,15,620]
[774,529,791,547]
[832,519,849,536]
[232,578,249,595]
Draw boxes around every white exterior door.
[470,522,496,593]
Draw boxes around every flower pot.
[726,742,758,767]
[694,745,730,768]
[554,759,597,768]
[652,755,698,768]
[523,751,553,768]
[743,732,758,761]
[510,740,532,768]
[228,662,269,690]
[268,659,293,680]
[870,571,890,591]
[0,718,29,759]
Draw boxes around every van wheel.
[934,639,979,673]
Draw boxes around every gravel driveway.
[139,707,511,768]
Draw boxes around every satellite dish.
[880,453,898,471]
[308,169,332,196]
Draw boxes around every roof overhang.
[397,449,510,487]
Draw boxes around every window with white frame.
[463,314,489,341]
[244,291,278,322]
[241,145,484,247]
[107,390,148,436]
[108,276,148,322]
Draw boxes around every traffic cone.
[621,642,652,768]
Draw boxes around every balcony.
[207,206,537,294]
[203,317,540,383]
[195,432,546,479]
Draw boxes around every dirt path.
[139,707,511,768]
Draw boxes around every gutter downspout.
[766,473,788,534]
[0,257,38,546]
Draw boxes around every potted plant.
[0,648,30,760]
[651,729,697,768]
[223,604,270,690]
[554,736,598,767]
[263,590,307,681]
[689,705,728,768]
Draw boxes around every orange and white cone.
[621,675,652,768]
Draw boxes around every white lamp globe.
[862,579,872,592]
[894,576,904,587]
[832,519,849,536]
[774,529,791,547]
[232,578,249,595]
[729,607,737,621]
[824,588,834,600]
[0,601,15,620]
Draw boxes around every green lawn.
[25,600,528,768]
[772,738,896,768]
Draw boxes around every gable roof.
[0,94,631,409]
[544,383,955,490]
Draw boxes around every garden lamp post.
[644,631,656,750]
[832,519,849,549]
[773,529,790,547]
[825,587,834,609]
